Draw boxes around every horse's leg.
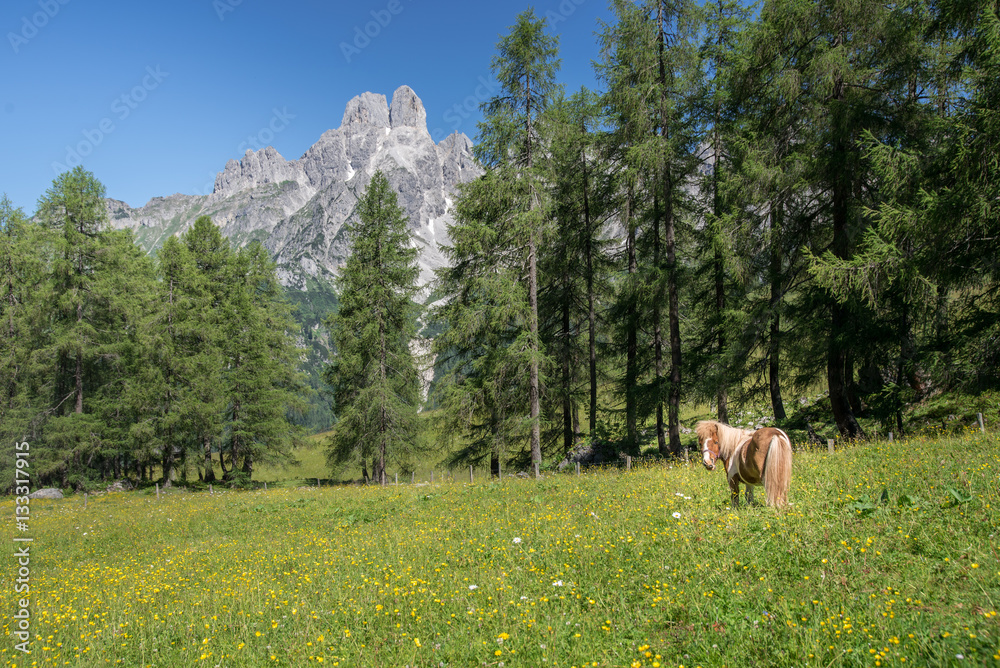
[729,478,740,508]
[746,486,755,506]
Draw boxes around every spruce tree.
[325,171,420,485]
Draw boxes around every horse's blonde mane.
[696,420,753,459]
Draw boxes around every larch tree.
[0,197,51,488]
[441,8,561,474]
[540,88,614,452]
[325,170,421,485]
[222,240,308,482]
[598,0,702,456]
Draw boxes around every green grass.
[3,431,998,667]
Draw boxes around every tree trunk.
[562,279,573,455]
[828,263,864,438]
[624,193,638,452]
[203,436,216,483]
[653,190,667,457]
[75,303,83,414]
[769,200,787,421]
[657,2,682,457]
[162,441,174,487]
[711,22,729,425]
[827,72,865,439]
[582,139,598,437]
[715,245,729,423]
[528,230,541,475]
[379,315,389,486]
[828,328,864,438]
[665,173,683,457]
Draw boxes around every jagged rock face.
[389,85,427,130]
[214,146,307,195]
[109,85,482,292]
[342,91,391,128]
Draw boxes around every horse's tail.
[764,431,792,508]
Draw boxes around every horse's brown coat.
[696,420,793,508]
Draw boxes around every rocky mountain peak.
[389,85,427,132]
[213,146,305,196]
[341,91,390,128]
[113,86,482,295]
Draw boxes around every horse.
[695,420,793,508]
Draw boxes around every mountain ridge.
[108,85,481,292]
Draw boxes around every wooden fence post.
[888,432,894,442]
[827,439,835,454]
[469,465,474,483]
[209,484,213,495]
[576,462,580,477]
[156,483,160,501]
[626,456,632,471]
[395,472,398,485]
[979,413,986,433]
[84,493,88,510]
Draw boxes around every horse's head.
[695,420,721,471]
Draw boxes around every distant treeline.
[1,169,308,491]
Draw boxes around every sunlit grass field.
[3,432,998,667]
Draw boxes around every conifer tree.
[325,171,420,485]
[811,0,999,399]
[433,171,536,475]
[181,216,231,481]
[128,233,223,484]
[440,9,561,473]
[690,0,754,423]
[0,197,51,488]
[32,168,119,485]
[598,0,701,456]
[222,240,307,482]
[540,89,613,452]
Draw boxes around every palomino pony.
[695,420,793,508]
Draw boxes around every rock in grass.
[28,488,63,499]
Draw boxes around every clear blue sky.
[1,0,614,214]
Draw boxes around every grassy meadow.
[2,431,998,667]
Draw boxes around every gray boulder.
[28,488,63,499]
